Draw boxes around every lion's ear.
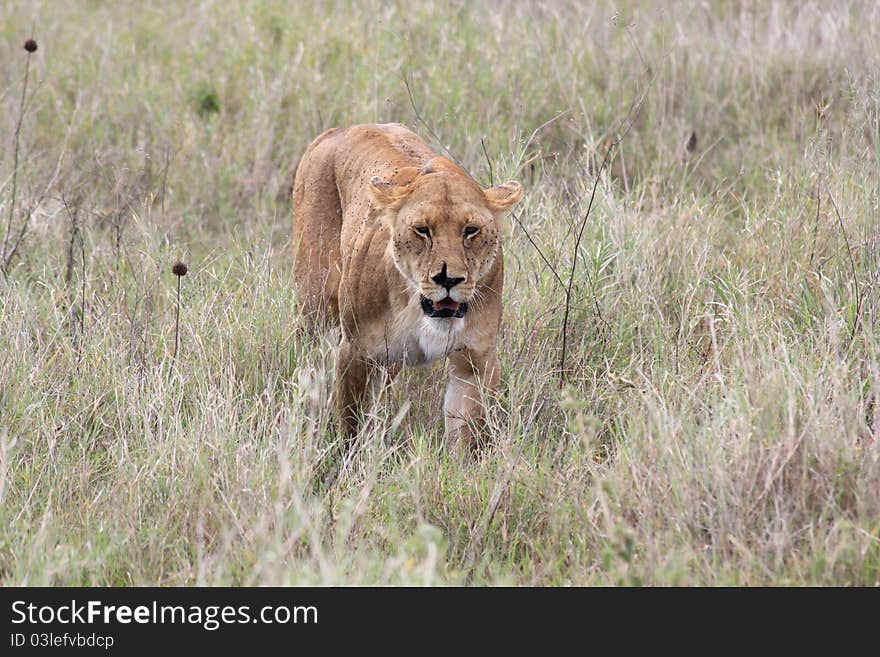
[484,181,524,213]
[369,176,403,209]
[369,167,421,210]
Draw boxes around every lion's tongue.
[434,298,460,312]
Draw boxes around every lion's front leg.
[335,337,374,441]
[444,348,500,453]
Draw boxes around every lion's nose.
[431,262,465,290]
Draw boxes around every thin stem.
[558,147,612,386]
[511,210,564,290]
[808,179,821,267]
[2,48,33,274]
[403,68,467,173]
[170,275,182,378]
[556,45,657,386]
[480,136,494,187]
[828,192,862,347]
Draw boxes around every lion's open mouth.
[420,296,468,319]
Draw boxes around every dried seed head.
[24,39,38,53]
[172,262,188,277]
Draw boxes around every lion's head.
[370,159,522,320]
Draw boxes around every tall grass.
[1,0,878,585]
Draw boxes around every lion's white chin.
[418,315,465,361]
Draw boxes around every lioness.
[292,123,522,449]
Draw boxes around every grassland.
[1,0,879,585]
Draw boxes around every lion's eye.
[414,226,431,237]
[463,226,480,238]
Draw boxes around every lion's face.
[371,166,522,319]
